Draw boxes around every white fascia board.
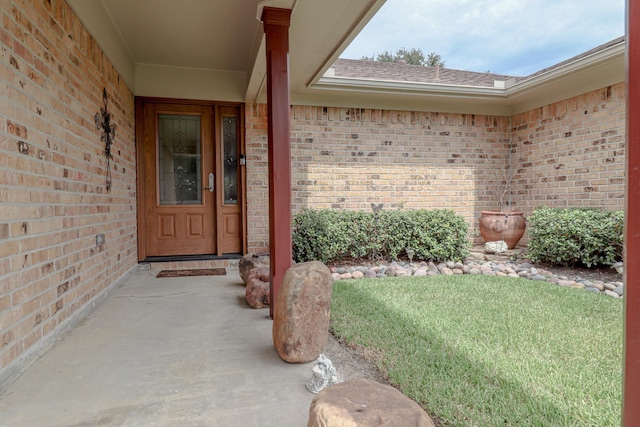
[313,76,507,100]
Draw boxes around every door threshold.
[142,254,242,263]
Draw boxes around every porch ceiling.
[67,0,624,115]
[67,0,386,103]
[99,0,261,72]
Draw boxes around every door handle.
[204,173,214,192]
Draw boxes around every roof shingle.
[332,36,625,88]
[331,58,513,87]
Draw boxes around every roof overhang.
[308,39,625,115]
[67,0,387,103]
[305,76,511,115]
[67,1,623,116]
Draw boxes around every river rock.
[321,255,624,297]
[273,261,332,363]
[414,269,428,277]
[396,268,409,277]
[557,279,575,287]
[365,269,377,278]
[352,270,364,279]
[604,290,620,298]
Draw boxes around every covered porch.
[0,267,317,426]
[1,0,640,424]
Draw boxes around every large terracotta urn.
[479,211,526,249]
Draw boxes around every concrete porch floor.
[0,268,316,427]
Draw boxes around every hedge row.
[527,207,623,267]
[292,208,470,263]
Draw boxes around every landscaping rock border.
[329,259,624,298]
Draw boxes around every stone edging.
[329,260,624,298]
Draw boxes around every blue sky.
[341,0,626,76]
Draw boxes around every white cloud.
[341,0,625,75]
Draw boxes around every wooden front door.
[136,99,245,259]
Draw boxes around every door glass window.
[223,117,238,204]
[158,114,202,205]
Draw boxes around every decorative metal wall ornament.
[94,88,116,191]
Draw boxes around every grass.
[330,275,623,426]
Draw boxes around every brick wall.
[245,82,626,249]
[0,0,137,381]
[245,103,270,253]
[512,83,626,215]
[290,106,514,221]
[245,104,512,244]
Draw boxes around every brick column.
[624,0,640,423]
[261,7,292,318]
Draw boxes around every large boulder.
[273,261,332,363]
[239,252,270,285]
[308,378,435,427]
[246,266,270,308]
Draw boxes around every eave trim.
[310,40,626,108]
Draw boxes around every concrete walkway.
[0,268,316,427]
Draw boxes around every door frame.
[135,97,247,261]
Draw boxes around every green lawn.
[330,275,623,426]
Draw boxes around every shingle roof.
[331,59,514,87]
[332,36,625,88]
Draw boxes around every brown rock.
[246,266,270,309]
[441,267,454,275]
[308,378,435,427]
[239,252,270,285]
[273,261,332,363]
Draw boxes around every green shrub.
[292,208,470,263]
[527,206,623,267]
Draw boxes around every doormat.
[156,268,226,278]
